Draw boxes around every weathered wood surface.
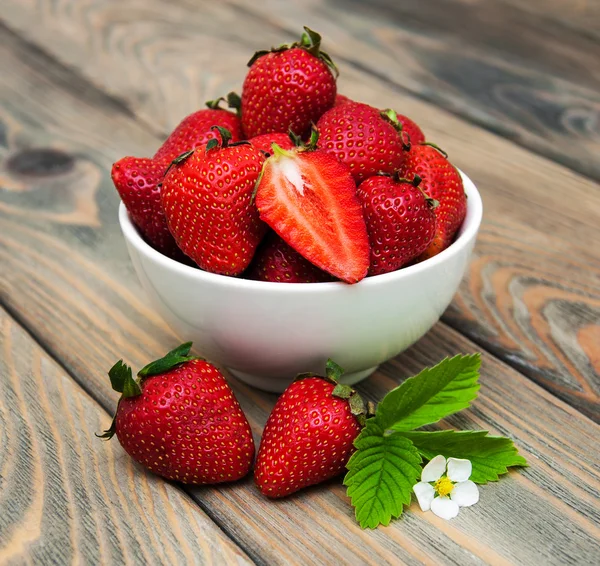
[0,308,253,566]
[233,0,600,181]
[4,0,600,184]
[1,0,598,418]
[1,22,600,565]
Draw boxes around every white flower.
[413,455,479,520]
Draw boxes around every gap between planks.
[0,14,592,421]
[0,303,261,566]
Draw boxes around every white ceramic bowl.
[119,170,482,392]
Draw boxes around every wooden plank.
[1,25,599,565]
[0,4,598,417]
[0,308,253,566]
[3,0,600,184]
[230,0,600,182]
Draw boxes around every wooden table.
[1,1,599,564]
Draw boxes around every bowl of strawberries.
[115,27,482,392]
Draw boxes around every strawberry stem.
[381,109,412,150]
[207,126,233,152]
[205,92,242,116]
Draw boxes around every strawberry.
[245,231,334,283]
[397,144,467,259]
[385,109,426,145]
[250,132,295,156]
[112,156,186,260]
[334,94,353,107]
[255,142,370,284]
[317,102,408,183]
[154,94,243,166]
[241,27,337,138]
[161,127,267,275]
[356,173,437,276]
[255,360,369,497]
[98,342,254,484]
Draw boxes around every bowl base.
[227,366,379,393]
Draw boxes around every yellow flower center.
[434,476,454,497]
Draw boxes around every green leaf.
[344,421,422,529]
[375,354,481,431]
[137,342,197,378]
[108,360,141,397]
[398,430,528,483]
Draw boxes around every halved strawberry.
[255,145,369,284]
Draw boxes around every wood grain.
[231,0,600,182]
[1,1,598,418]
[1,22,599,565]
[0,308,253,566]
[4,0,600,183]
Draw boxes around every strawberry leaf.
[344,421,422,529]
[398,430,528,483]
[138,342,197,378]
[375,354,481,431]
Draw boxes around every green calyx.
[96,342,198,440]
[384,172,439,209]
[206,126,233,152]
[381,109,411,150]
[160,149,195,182]
[288,125,320,152]
[293,359,372,427]
[247,26,339,78]
[205,91,242,116]
[206,126,251,153]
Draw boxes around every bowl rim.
[119,169,483,292]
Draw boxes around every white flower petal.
[413,482,435,511]
[447,457,472,482]
[431,496,460,520]
[421,455,447,482]
[450,480,479,507]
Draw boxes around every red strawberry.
[161,127,267,275]
[334,94,353,107]
[317,102,408,183]
[112,156,185,260]
[241,27,337,138]
[356,173,437,276]
[385,109,425,145]
[255,143,370,284]
[154,95,243,166]
[397,144,467,259]
[98,342,254,484]
[250,132,295,156]
[245,231,334,283]
[255,361,367,497]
